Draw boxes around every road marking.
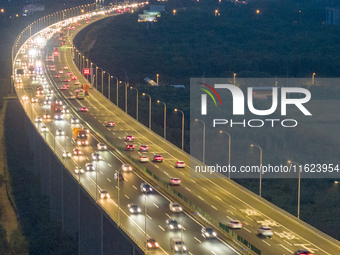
[100,171,103,174]
[194,237,201,243]
[190,179,196,183]
[246,216,254,221]
[211,251,218,255]
[108,163,111,167]
[107,178,111,182]
[158,225,165,231]
[184,187,191,192]
[226,216,233,220]
[283,240,293,246]
[146,214,152,220]
[211,205,218,210]
[125,195,129,199]
[243,227,251,233]
[153,203,159,208]
[262,240,271,246]
[132,185,137,190]
[278,244,293,253]
[165,213,171,218]
[215,195,222,201]
[202,187,208,192]
[154,165,159,168]
[230,205,237,210]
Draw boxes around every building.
[326,7,340,26]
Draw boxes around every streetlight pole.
[145,193,147,252]
[101,70,104,94]
[157,100,166,139]
[143,93,151,129]
[156,74,159,85]
[288,160,301,219]
[116,168,121,227]
[233,73,236,85]
[119,81,128,113]
[95,66,98,89]
[312,73,315,85]
[251,144,263,197]
[219,130,231,179]
[130,87,138,121]
[174,109,184,150]
[195,119,205,163]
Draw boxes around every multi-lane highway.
[14,7,241,255]
[13,5,340,255]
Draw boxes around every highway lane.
[14,12,240,255]
[51,11,340,255]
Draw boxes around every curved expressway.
[14,5,340,255]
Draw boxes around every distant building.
[326,7,340,26]
[22,4,44,16]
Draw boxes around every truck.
[82,84,90,95]
[36,85,44,95]
[72,128,89,146]
[76,89,85,100]
[50,102,63,120]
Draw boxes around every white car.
[175,161,186,168]
[85,163,95,171]
[122,164,132,171]
[99,190,110,199]
[127,204,141,214]
[169,202,183,213]
[170,237,187,253]
[22,95,28,101]
[35,116,43,123]
[63,66,69,70]
[56,128,65,136]
[227,220,243,229]
[139,155,149,162]
[71,118,80,124]
[97,143,107,151]
[31,97,38,103]
[74,166,84,174]
[258,226,273,238]
[41,125,48,132]
[62,151,71,158]
[92,152,102,161]
[74,81,80,85]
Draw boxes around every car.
[46,95,52,100]
[73,148,82,155]
[166,219,182,230]
[62,151,72,158]
[50,67,56,71]
[35,116,43,123]
[74,166,85,174]
[55,128,64,136]
[85,163,95,171]
[258,226,273,238]
[126,144,135,150]
[80,107,88,112]
[146,238,159,249]
[139,155,149,162]
[176,161,186,168]
[126,135,135,141]
[55,100,62,105]
[227,220,243,229]
[71,76,77,80]
[62,107,70,114]
[170,178,181,186]
[99,190,110,199]
[82,127,90,134]
[122,164,132,171]
[64,84,70,88]
[31,97,38,103]
[43,113,51,119]
[139,145,149,151]
[63,66,69,70]
[55,74,60,78]
[169,202,183,213]
[43,99,51,105]
[140,183,153,193]
[74,81,80,85]
[127,204,141,214]
[61,85,68,90]
[153,155,163,162]
[107,121,115,127]
[58,70,63,74]
[41,125,48,132]
[294,249,313,255]
[64,79,71,82]
[22,95,28,101]
[71,118,80,124]
[67,72,72,75]
[92,152,102,161]
[170,237,187,252]
[201,227,217,239]
[97,143,107,150]
[114,173,124,180]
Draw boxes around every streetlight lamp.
[219,130,231,179]
[250,144,263,197]
[143,93,151,129]
[173,9,176,15]
[287,160,301,219]
[130,87,138,120]
[119,81,128,113]
[195,119,205,164]
[174,109,184,150]
[157,100,166,139]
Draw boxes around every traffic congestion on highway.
[12,4,340,255]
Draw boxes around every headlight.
[178,224,182,228]
[205,233,209,236]
[213,232,217,236]
[170,225,174,229]
[175,247,178,251]
[137,208,141,212]
[129,209,133,212]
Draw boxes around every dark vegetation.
[5,102,78,254]
[75,0,340,240]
